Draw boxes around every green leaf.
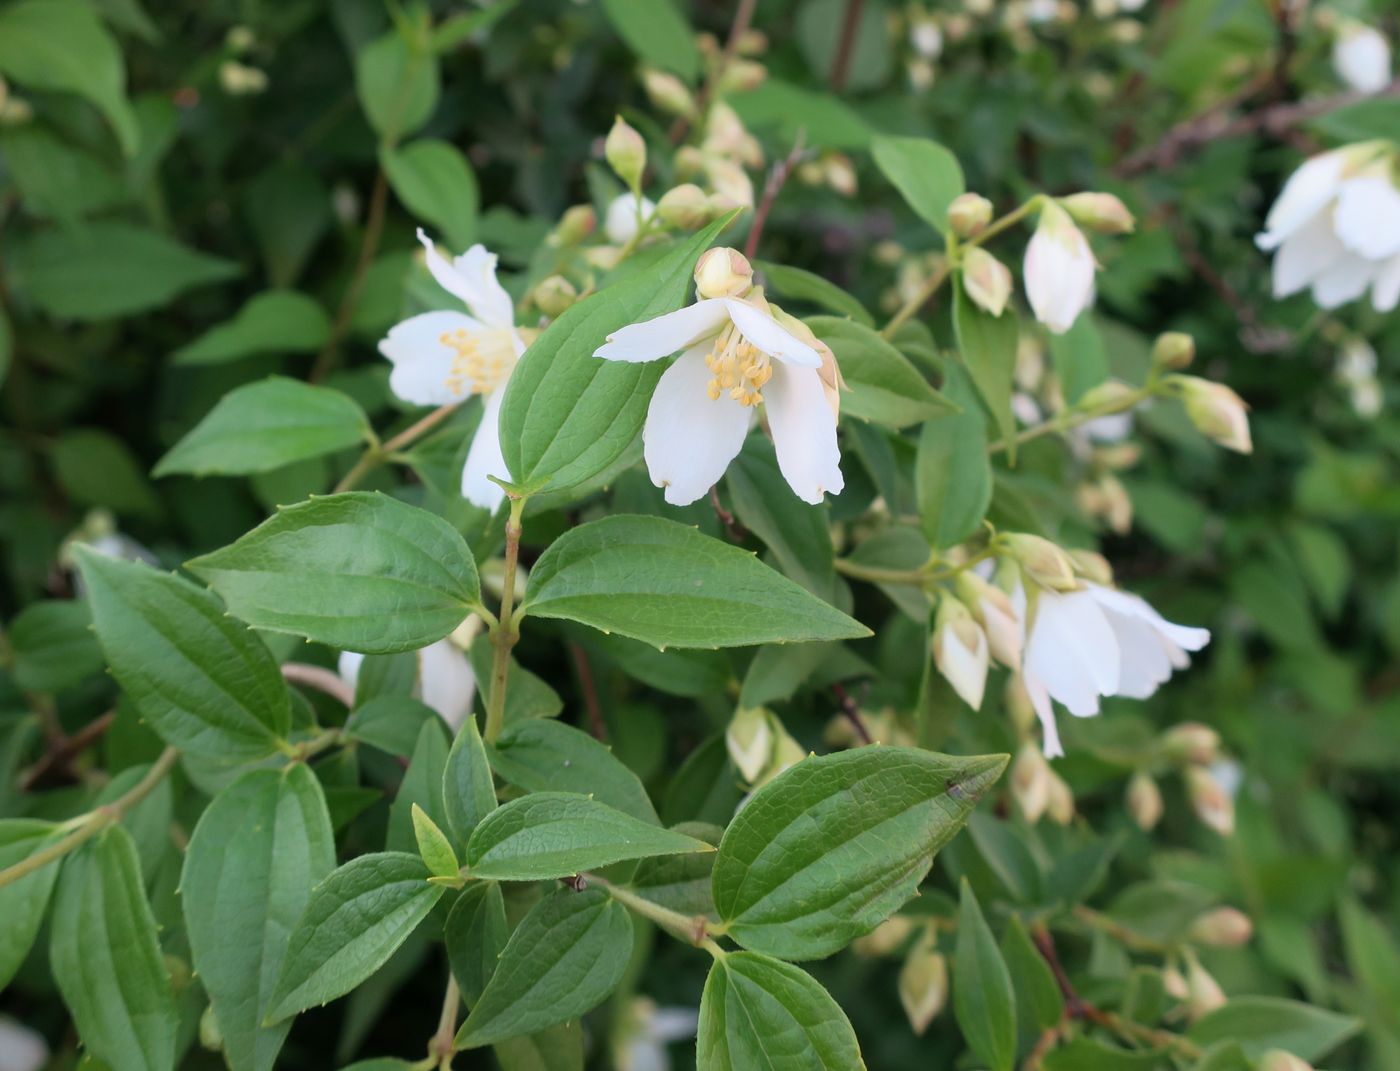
[522,515,869,650]
[187,492,482,653]
[1047,314,1109,404]
[917,362,991,548]
[0,820,62,989]
[599,0,700,82]
[51,428,161,517]
[629,822,721,919]
[155,377,371,477]
[382,139,479,251]
[954,879,1017,1071]
[1339,898,1400,1017]
[1105,880,1216,945]
[711,748,1007,959]
[953,281,1019,455]
[1187,998,1360,1062]
[0,0,139,155]
[1042,1038,1168,1070]
[354,27,439,141]
[76,549,291,758]
[456,888,632,1047]
[181,766,336,1071]
[387,719,451,854]
[431,1,519,52]
[6,599,103,693]
[870,134,965,234]
[697,952,864,1069]
[172,291,331,366]
[411,804,459,878]
[0,126,128,221]
[754,261,874,326]
[245,164,330,287]
[445,881,510,1004]
[11,221,238,321]
[1001,916,1063,1033]
[443,715,498,850]
[489,720,658,824]
[50,827,178,1071]
[347,696,438,758]
[267,852,445,1022]
[1310,97,1400,142]
[807,315,954,428]
[464,792,712,881]
[498,217,730,495]
[731,78,871,150]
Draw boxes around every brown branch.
[668,0,758,145]
[19,710,116,791]
[831,682,874,746]
[709,484,746,541]
[281,662,356,707]
[310,167,389,382]
[829,0,866,93]
[568,642,608,742]
[743,133,810,261]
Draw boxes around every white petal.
[1025,590,1119,715]
[1333,26,1392,94]
[937,624,989,709]
[461,385,509,512]
[604,193,656,244]
[1257,152,1345,249]
[1311,253,1378,308]
[381,311,485,406]
[1024,674,1065,759]
[763,362,843,505]
[594,299,729,363]
[1024,229,1095,334]
[1086,584,1210,651]
[418,639,477,731]
[1372,253,1400,312]
[1334,178,1400,260]
[642,347,752,505]
[724,298,822,367]
[417,230,514,328]
[1270,213,1347,298]
[338,651,364,690]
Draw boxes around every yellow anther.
[438,327,516,397]
[704,324,772,408]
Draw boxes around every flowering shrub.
[0,1,1397,1070]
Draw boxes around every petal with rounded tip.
[1257,152,1345,250]
[763,362,843,505]
[380,311,485,406]
[642,347,752,505]
[1334,177,1400,260]
[1311,254,1379,308]
[417,230,515,327]
[724,298,822,367]
[1271,213,1346,298]
[594,299,729,363]
[460,385,509,512]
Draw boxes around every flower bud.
[1067,548,1113,586]
[1185,954,1227,1020]
[555,204,596,245]
[694,247,754,299]
[764,729,806,786]
[641,68,694,117]
[226,25,256,53]
[1333,20,1391,95]
[1011,742,1051,822]
[955,572,1021,667]
[1186,766,1235,836]
[824,153,858,197]
[532,275,577,317]
[853,914,916,957]
[962,247,1013,317]
[656,183,711,230]
[604,192,655,244]
[1162,965,1189,1000]
[1005,674,1037,737]
[1126,771,1163,830]
[899,944,948,1036]
[1161,722,1220,765]
[719,58,768,94]
[199,1004,224,1052]
[1258,1051,1315,1071]
[1174,376,1252,454]
[1024,199,1096,334]
[605,115,647,190]
[704,156,756,210]
[999,533,1079,592]
[219,60,269,95]
[948,192,994,237]
[584,245,623,271]
[1189,907,1253,948]
[1076,378,1136,413]
[0,92,33,125]
[726,706,774,784]
[1152,331,1195,370]
[1060,192,1135,234]
[932,597,990,709]
[1046,769,1075,824]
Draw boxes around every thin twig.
[281,662,356,707]
[829,0,866,92]
[19,710,116,791]
[743,133,810,261]
[668,0,758,144]
[831,682,874,746]
[709,485,746,541]
[568,642,607,742]
[311,167,390,382]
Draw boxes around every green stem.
[880,260,952,340]
[966,194,1045,249]
[0,746,179,891]
[986,385,1153,456]
[832,558,928,586]
[483,495,527,744]
[588,874,726,956]
[429,974,461,1067]
[334,401,465,493]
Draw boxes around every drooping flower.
[931,596,990,709]
[1024,199,1097,333]
[1255,142,1400,312]
[379,230,532,511]
[339,634,477,732]
[1332,21,1391,95]
[594,248,844,506]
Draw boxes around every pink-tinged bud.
[1258,1051,1315,1071]
[1162,722,1220,765]
[1186,766,1235,836]
[555,204,596,245]
[899,944,948,1036]
[1126,771,1163,831]
[932,597,990,709]
[1152,331,1195,370]
[1011,742,1051,823]
[955,572,1021,668]
[532,275,577,318]
[1185,955,1227,1020]
[1067,548,1113,585]
[605,115,647,190]
[1060,192,1136,234]
[641,69,694,117]
[853,914,916,957]
[656,183,711,230]
[1173,376,1252,454]
[1046,769,1075,825]
[1024,199,1096,334]
[999,533,1079,592]
[1189,907,1253,948]
[694,247,754,299]
[948,192,994,237]
[719,58,768,94]
[963,247,1013,317]
[1163,966,1189,1000]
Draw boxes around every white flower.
[1333,22,1391,95]
[378,230,528,512]
[932,599,990,709]
[1024,200,1096,333]
[1015,582,1209,757]
[594,250,843,506]
[0,1018,48,1071]
[614,999,698,1071]
[339,636,477,732]
[605,192,656,244]
[1255,143,1400,313]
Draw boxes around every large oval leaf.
[807,315,955,428]
[870,134,964,233]
[954,880,1017,1071]
[0,820,61,989]
[488,720,658,824]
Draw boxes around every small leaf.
[489,720,658,824]
[347,696,438,758]
[387,719,450,854]
[6,599,103,693]
[0,820,62,989]
[444,881,509,1004]
[917,362,992,549]
[1001,916,1064,1034]
[443,715,498,850]
[456,888,632,1047]
[808,315,955,428]
[76,548,292,758]
[598,0,700,82]
[870,134,965,233]
[522,515,869,650]
[187,492,482,653]
[1187,997,1361,1062]
[754,261,874,326]
[267,852,445,1022]
[953,281,1019,456]
[172,291,331,366]
[954,880,1017,1071]
[382,139,479,250]
[464,793,712,882]
[52,428,161,518]
[354,28,439,141]
[411,804,460,878]
[155,377,371,477]
[697,952,864,1069]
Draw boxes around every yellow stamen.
[439,327,517,396]
[704,324,770,408]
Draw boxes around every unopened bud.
[726,706,774,784]
[962,247,1013,317]
[719,58,768,94]
[226,25,256,53]
[1046,770,1075,824]
[1005,674,1037,737]
[1185,954,1227,1020]
[898,943,948,1036]
[694,247,754,299]
[674,145,704,178]
[1173,376,1252,454]
[1258,1051,1314,1071]
[1152,331,1195,370]
[1126,771,1163,831]
[1163,965,1189,1000]
[825,154,858,197]
[533,275,577,317]
[1076,378,1136,413]
[1011,742,1051,822]
[765,729,806,786]
[605,116,647,190]
[853,914,916,957]
[999,533,1079,591]
[555,204,596,245]
[738,28,768,55]
[1067,548,1113,585]
[1189,907,1253,948]
[0,93,33,125]
[642,69,694,117]
[955,572,1021,668]
[1059,192,1135,234]
[932,597,990,709]
[1162,722,1220,765]
[657,183,711,229]
[199,1004,223,1051]
[219,60,268,95]
[948,192,994,237]
[604,192,655,244]
[1186,766,1235,836]
[584,245,623,271]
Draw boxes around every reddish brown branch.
[829,0,866,93]
[19,709,116,791]
[743,133,811,261]
[568,642,608,742]
[831,682,874,746]
[282,662,355,707]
